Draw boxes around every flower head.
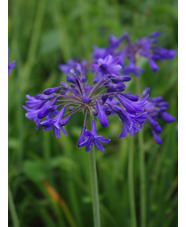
[23,58,148,151]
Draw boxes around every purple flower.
[8,49,15,75]
[92,55,122,77]
[96,101,108,127]
[122,56,144,76]
[23,95,58,129]
[23,58,148,151]
[58,59,77,76]
[92,31,176,76]
[92,46,109,59]
[142,88,176,144]
[78,120,110,152]
[129,112,147,137]
[152,46,177,61]
[59,59,87,78]
[40,107,67,138]
[108,33,129,48]
[108,94,148,138]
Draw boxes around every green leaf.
[39,30,60,56]
[23,160,46,181]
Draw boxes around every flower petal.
[96,102,108,127]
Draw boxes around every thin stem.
[88,66,100,94]
[88,146,101,227]
[63,106,81,117]
[135,77,141,96]
[93,89,107,98]
[51,0,71,60]
[83,110,88,127]
[138,128,146,227]
[128,138,137,227]
[88,74,109,97]
[135,77,146,227]
[94,91,120,99]
[8,187,20,227]
[23,0,46,81]
[90,78,113,98]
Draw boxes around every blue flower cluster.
[24,55,148,151]
[92,31,176,76]
[23,31,176,151]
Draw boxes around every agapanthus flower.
[59,59,88,78]
[92,55,121,77]
[78,120,110,152]
[23,57,148,151]
[141,87,176,144]
[92,31,176,76]
[8,49,16,75]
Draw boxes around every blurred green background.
[8,0,177,226]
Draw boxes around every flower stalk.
[135,77,146,227]
[128,138,137,227]
[138,128,146,227]
[88,146,101,227]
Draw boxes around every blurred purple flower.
[8,49,15,75]
[141,87,176,144]
[92,31,176,76]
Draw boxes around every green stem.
[138,128,146,227]
[128,138,137,227]
[8,187,20,227]
[24,0,46,80]
[51,0,71,60]
[135,77,146,227]
[88,146,101,227]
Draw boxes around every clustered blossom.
[23,31,176,150]
[141,88,176,144]
[23,55,149,152]
[92,31,176,76]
